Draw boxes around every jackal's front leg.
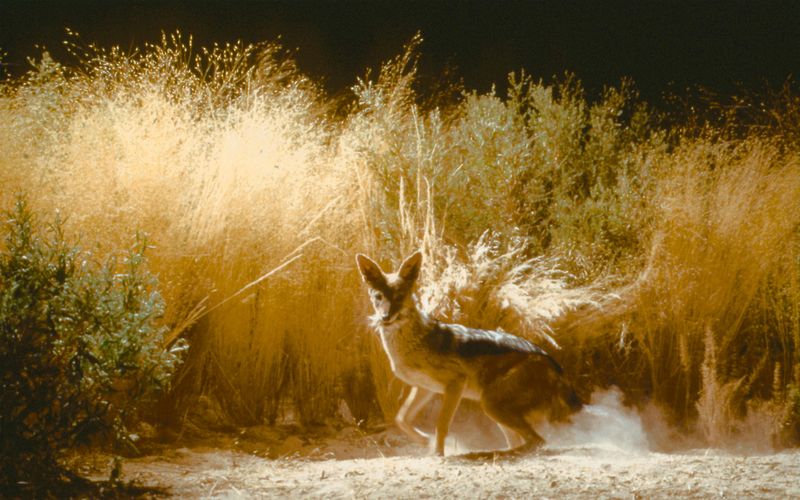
[395,386,434,444]
[435,378,465,456]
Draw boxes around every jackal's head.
[355,251,422,325]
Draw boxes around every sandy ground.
[71,391,800,498]
[76,438,800,499]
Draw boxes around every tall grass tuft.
[632,136,800,443]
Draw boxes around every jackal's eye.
[371,290,384,301]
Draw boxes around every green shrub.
[0,198,183,483]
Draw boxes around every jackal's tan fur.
[356,251,582,456]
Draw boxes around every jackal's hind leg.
[481,397,545,452]
[395,386,435,444]
[498,423,526,450]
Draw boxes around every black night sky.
[3,1,800,99]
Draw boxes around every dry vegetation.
[2,32,800,452]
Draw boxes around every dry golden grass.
[2,33,800,446]
[634,137,800,442]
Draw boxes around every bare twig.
[162,238,320,348]
[201,253,303,319]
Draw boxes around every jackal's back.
[424,321,562,370]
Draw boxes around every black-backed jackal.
[356,251,582,456]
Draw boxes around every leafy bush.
[0,198,183,483]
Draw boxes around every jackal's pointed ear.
[398,251,422,283]
[356,253,386,288]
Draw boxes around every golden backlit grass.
[2,33,799,446]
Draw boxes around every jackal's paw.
[424,438,444,457]
[409,430,431,445]
[397,424,431,446]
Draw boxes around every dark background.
[2,0,800,99]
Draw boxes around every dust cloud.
[541,388,650,453]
